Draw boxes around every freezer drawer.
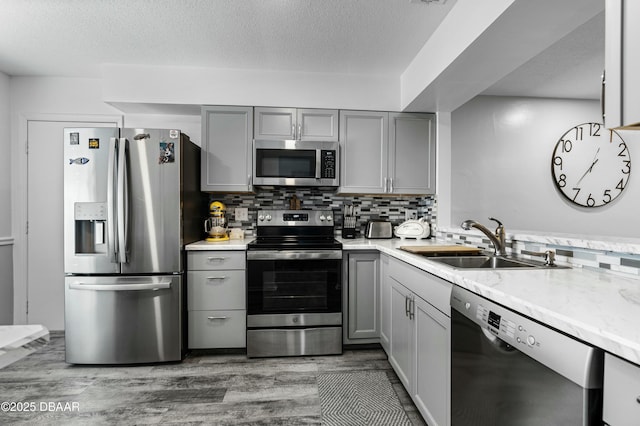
[64,275,183,364]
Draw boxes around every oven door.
[247,250,342,317]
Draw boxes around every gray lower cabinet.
[344,251,380,344]
[201,106,253,192]
[187,251,246,349]
[603,353,640,425]
[388,256,451,426]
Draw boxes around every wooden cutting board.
[399,245,483,256]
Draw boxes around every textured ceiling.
[0,0,456,78]
[0,0,605,101]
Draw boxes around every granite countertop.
[185,236,640,365]
[339,237,640,365]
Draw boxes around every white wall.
[451,95,640,238]
[0,71,12,324]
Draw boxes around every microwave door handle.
[315,149,322,179]
[107,137,118,262]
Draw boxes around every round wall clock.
[551,122,631,207]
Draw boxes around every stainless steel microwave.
[252,139,339,187]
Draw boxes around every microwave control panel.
[320,150,336,179]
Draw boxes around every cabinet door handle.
[389,178,394,193]
[384,177,389,193]
[207,316,228,320]
[409,296,415,320]
[405,295,409,317]
[298,123,302,139]
[206,276,227,281]
[292,123,296,139]
[207,257,226,262]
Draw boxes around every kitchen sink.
[427,255,568,270]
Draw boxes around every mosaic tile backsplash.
[209,188,436,237]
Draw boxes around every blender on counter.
[204,201,229,242]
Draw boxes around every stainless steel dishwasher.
[451,286,604,425]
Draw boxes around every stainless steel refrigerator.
[63,127,202,364]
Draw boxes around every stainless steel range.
[246,209,343,358]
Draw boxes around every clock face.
[551,122,631,207]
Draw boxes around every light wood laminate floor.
[0,333,427,425]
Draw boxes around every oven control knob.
[319,215,326,221]
[464,302,471,310]
[527,335,536,346]
[258,214,265,221]
[265,214,272,221]
[326,215,333,222]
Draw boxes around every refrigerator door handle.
[68,280,172,291]
[107,137,119,262]
[117,138,129,264]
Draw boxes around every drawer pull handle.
[207,316,228,320]
[207,257,226,262]
[206,276,227,281]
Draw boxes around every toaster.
[364,220,393,239]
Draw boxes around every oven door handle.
[247,250,343,260]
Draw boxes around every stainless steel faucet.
[461,217,506,256]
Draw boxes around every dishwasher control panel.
[476,304,516,339]
[477,304,528,346]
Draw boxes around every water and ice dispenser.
[73,202,107,254]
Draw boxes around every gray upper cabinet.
[389,113,436,194]
[201,106,253,192]
[254,107,338,141]
[605,0,640,128]
[339,110,435,194]
[339,110,389,193]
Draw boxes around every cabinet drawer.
[603,353,640,426]
[188,251,245,270]
[188,310,246,349]
[187,270,246,311]
[388,256,452,315]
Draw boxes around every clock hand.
[576,149,601,186]
[576,159,598,185]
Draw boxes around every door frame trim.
[13,113,122,324]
